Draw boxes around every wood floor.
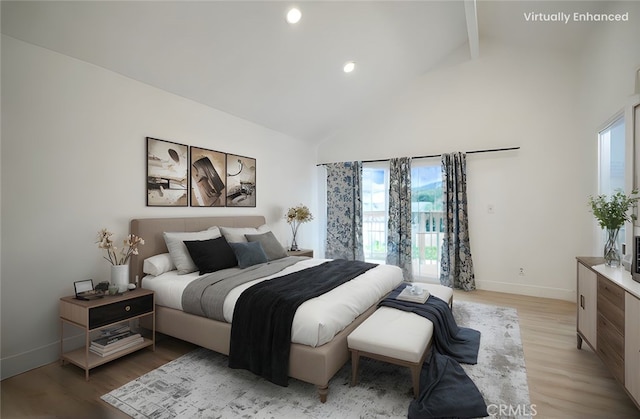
[2,290,639,418]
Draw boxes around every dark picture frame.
[74,279,94,296]
[190,146,226,207]
[225,153,256,207]
[146,137,188,207]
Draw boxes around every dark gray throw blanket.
[229,259,377,386]
[379,286,487,419]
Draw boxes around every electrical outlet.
[519,268,525,276]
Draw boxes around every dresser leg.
[577,333,583,350]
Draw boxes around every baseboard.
[1,333,84,381]
[476,280,575,302]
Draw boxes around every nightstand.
[59,288,155,380]
[287,249,314,258]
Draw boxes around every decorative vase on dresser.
[604,228,621,267]
[111,265,129,293]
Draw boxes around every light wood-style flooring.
[1,290,639,418]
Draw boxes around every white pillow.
[143,253,176,277]
[219,224,270,243]
[163,227,221,274]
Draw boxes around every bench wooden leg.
[350,349,360,386]
[410,364,421,398]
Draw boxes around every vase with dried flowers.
[96,229,144,292]
[588,189,638,267]
[285,204,313,251]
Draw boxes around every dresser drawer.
[598,294,625,335]
[89,294,153,329]
[598,276,625,305]
[598,279,625,334]
[597,335,625,384]
[597,313,624,357]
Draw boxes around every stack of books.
[396,285,430,304]
[90,326,143,357]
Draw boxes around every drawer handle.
[580,295,585,309]
[125,305,131,312]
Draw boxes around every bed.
[129,216,403,402]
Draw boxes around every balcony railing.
[363,210,444,280]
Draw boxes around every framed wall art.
[146,137,188,207]
[190,146,226,207]
[225,153,256,207]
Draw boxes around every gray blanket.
[182,256,305,321]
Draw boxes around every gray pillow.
[245,231,288,261]
[229,241,268,268]
[219,224,270,243]
[163,228,221,274]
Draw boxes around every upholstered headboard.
[129,216,266,284]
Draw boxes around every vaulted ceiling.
[1,1,605,143]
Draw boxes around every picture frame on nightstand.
[74,279,104,300]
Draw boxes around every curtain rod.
[316,146,520,166]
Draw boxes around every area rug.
[101,300,531,418]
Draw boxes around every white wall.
[0,36,316,379]
[577,1,640,255]
[318,41,590,301]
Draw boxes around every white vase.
[111,265,130,293]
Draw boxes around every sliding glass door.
[411,161,443,281]
[362,163,389,264]
[362,160,443,281]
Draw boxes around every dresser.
[576,257,640,409]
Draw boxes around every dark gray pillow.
[245,231,288,261]
[183,236,237,274]
[229,241,268,268]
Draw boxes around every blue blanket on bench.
[379,286,487,419]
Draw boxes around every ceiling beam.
[464,0,480,59]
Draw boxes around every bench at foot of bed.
[347,283,453,398]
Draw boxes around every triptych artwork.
[146,137,256,207]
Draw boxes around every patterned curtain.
[440,152,475,290]
[386,157,413,280]
[325,162,364,261]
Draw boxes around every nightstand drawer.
[89,294,153,329]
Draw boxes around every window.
[598,115,626,249]
[599,116,625,196]
[362,160,444,281]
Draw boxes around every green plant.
[588,189,639,230]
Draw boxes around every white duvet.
[142,258,403,347]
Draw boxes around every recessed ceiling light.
[343,61,356,73]
[286,8,302,24]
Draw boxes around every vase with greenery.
[588,189,638,267]
[285,204,313,251]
